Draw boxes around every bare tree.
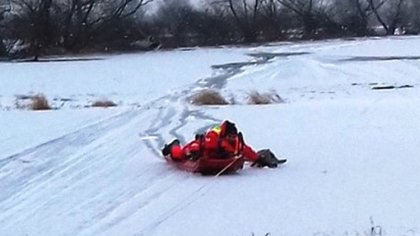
[406,0,420,33]
[277,0,380,38]
[6,0,56,60]
[275,0,321,36]
[351,0,372,35]
[0,1,10,22]
[35,0,52,59]
[6,0,154,57]
[153,0,198,46]
[213,0,265,43]
[152,0,237,47]
[258,0,295,40]
[202,2,238,44]
[368,0,407,35]
[328,0,372,36]
[0,1,11,56]
[59,0,154,50]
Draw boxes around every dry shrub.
[247,91,284,105]
[31,94,51,110]
[190,89,229,105]
[91,100,117,108]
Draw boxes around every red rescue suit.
[172,121,258,162]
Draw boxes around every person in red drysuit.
[162,120,279,168]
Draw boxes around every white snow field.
[1,36,420,236]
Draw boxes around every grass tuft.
[91,100,117,108]
[31,94,51,110]
[247,90,284,105]
[190,89,229,105]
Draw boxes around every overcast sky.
[145,0,205,15]
[151,0,205,8]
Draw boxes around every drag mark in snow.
[139,87,221,159]
[139,106,220,159]
[340,55,420,62]
[139,106,178,158]
[247,52,310,61]
[168,108,221,144]
[77,170,180,236]
[0,110,140,205]
[139,136,159,140]
[197,51,310,91]
[0,110,138,167]
[137,177,224,236]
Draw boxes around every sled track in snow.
[0,106,195,235]
[0,110,139,166]
[78,171,182,236]
[140,105,221,160]
[0,110,141,206]
[136,180,219,236]
[139,90,220,160]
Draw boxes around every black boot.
[253,149,283,168]
[195,133,204,141]
[162,139,180,156]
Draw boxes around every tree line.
[1,0,419,59]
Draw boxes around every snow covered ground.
[1,36,420,236]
